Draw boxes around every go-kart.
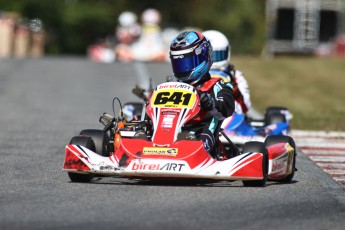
[63,82,297,186]
[220,106,293,147]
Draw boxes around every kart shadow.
[69,177,299,188]
[267,179,299,186]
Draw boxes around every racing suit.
[186,74,235,156]
[210,64,251,115]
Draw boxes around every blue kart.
[220,107,292,146]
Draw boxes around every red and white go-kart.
[63,82,296,186]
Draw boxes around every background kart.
[63,82,297,186]
[220,106,293,147]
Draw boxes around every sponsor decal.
[176,84,191,89]
[172,55,184,59]
[272,159,287,171]
[132,162,185,171]
[158,84,192,90]
[158,84,179,89]
[161,115,175,128]
[162,111,179,115]
[195,47,202,55]
[99,165,120,171]
[143,147,178,156]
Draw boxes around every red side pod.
[267,143,287,160]
[63,145,91,171]
[231,154,264,178]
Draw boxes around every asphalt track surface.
[1,57,345,230]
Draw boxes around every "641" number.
[153,91,192,107]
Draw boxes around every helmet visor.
[213,47,229,62]
[170,51,207,76]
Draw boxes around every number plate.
[151,89,196,108]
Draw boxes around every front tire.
[67,136,95,182]
[80,129,109,156]
[265,135,296,183]
[242,141,268,187]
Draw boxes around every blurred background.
[1,0,345,131]
[0,0,266,57]
[1,0,344,58]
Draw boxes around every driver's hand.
[200,93,215,111]
[132,85,145,98]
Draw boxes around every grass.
[232,56,345,131]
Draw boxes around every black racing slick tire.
[265,135,296,183]
[68,136,95,183]
[266,112,286,125]
[265,106,289,124]
[80,129,109,156]
[265,106,288,117]
[242,141,268,187]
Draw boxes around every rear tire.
[265,112,286,125]
[68,136,95,182]
[242,141,268,187]
[265,106,288,117]
[265,106,291,126]
[265,135,296,183]
[80,129,109,156]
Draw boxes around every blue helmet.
[169,31,213,85]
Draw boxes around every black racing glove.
[132,85,146,100]
[200,93,215,111]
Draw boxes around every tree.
[0,0,266,54]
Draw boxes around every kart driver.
[169,31,235,156]
[203,30,252,115]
